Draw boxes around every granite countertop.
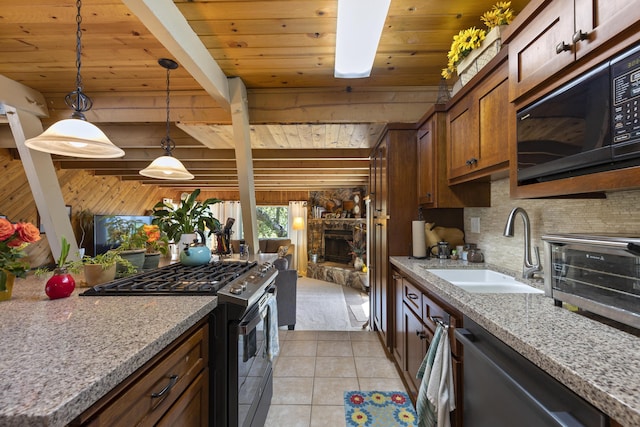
[0,275,217,427]
[390,256,640,427]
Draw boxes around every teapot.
[180,230,211,266]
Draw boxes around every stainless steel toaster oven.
[542,234,640,329]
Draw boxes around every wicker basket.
[457,25,505,86]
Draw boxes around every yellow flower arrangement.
[442,27,486,79]
[481,1,515,29]
[442,1,516,79]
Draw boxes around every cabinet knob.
[465,157,478,166]
[572,29,589,44]
[426,192,432,199]
[555,41,571,54]
[407,292,419,300]
[416,330,427,340]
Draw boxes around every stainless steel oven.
[542,234,640,329]
[81,259,279,427]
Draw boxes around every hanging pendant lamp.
[139,59,194,180]
[25,0,124,158]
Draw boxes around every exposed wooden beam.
[121,0,231,111]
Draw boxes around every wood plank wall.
[0,149,311,267]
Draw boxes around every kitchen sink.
[426,269,544,294]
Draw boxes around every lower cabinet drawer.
[78,322,209,427]
[403,280,423,317]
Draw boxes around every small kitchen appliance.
[542,234,640,330]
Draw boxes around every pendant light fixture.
[25,0,124,158]
[139,59,194,180]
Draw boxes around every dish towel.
[264,294,280,361]
[416,325,443,427]
[427,327,455,427]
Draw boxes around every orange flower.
[0,217,41,277]
[0,218,14,241]
[143,224,160,243]
[15,222,41,244]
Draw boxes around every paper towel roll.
[412,220,427,258]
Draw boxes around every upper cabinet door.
[574,0,640,60]
[417,121,435,206]
[508,0,575,101]
[509,0,640,102]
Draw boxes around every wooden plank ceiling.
[0,0,529,191]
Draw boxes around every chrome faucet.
[503,207,542,279]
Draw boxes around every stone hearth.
[307,261,369,291]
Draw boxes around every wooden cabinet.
[369,128,417,348]
[508,0,640,101]
[391,267,463,427]
[446,55,510,186]
[73,320,209,427]
[416,107,491,208]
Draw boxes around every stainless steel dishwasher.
[455,316,607,427]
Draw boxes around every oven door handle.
[238,310,263,336]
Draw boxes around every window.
[256,206,289,238]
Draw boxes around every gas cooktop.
[80,261,260,296]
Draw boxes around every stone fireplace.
[307,218,366,266]
[323,229,352,263]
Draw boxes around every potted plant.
[308,248,319,264]
[76,208,94,258]
[104,216,148,274]
[441,1,515,83]
[0,217,41,301]
[44,236,76,300]
[80,250,135,286]
[151,189,222,248]
[141,224,169,270]
[346,239,366,271]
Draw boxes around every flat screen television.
[93,215,153,255]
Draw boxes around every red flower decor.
[0,217,41,277]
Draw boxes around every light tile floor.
[265,330,408,427]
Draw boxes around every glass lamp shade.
[25,119,125,158]
[292,216,305,231]
[139,155,194,180]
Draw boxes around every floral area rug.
[344,390,417,426]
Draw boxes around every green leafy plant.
[80,250,136,275]
[151,189,222,242]
[104,216,148,251]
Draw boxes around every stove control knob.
[241,281,248,290]
[229,285,243,295]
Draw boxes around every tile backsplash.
[464,178,640,273]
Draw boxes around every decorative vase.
[143,253,161,271]
[354,256,364,271]
[83,263,117,287]
[310,253,318,264]
[457,25,506,86]
[117,249,146,276]
[45,267,76,300]
[0,269,16,301]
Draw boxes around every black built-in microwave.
[516,43,640,185]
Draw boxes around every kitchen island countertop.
[0,274,217,427]
[391,256,640,427]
